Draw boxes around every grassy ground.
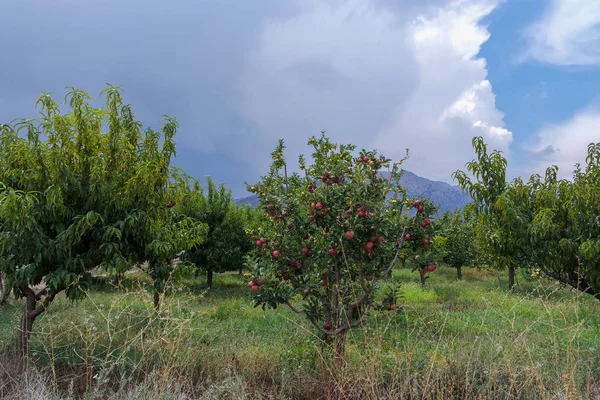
[1,266,599,399]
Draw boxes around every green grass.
[1,266,599,399]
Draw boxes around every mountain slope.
[236,170,471,215]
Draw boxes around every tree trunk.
[16,291,36,361]
[401,258,406,269]
[15,288,55,362]
[113,272,122,287]
[332,333,347,383]
[153,289,160,311]
[0,273,11,304]
[508,266,515,291]
[419,269,426,286]
[457,265,463,280]
[238,266,243,275]
[207,270,213,288]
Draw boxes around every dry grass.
[1,267,599,399]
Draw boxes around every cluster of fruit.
[356,154,385,170]
[247,278,265,292]
[264,203,291,220]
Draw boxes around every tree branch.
[380,226,407,279]
[335,303,372,335]
[30,291,57,319]
[284,300,305,314]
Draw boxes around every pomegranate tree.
[245,134,436,370]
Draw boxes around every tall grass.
[1,267,599,399]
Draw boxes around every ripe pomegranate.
[247,281,254,288]
[272,250,281,259]
[417,205,424,213]
[328,248,337,256]
[365,276,373,281]
[256,279,265,286]
[315,202,324,210]
[413,199,422,207]
[344,231,355,240]
[251,285,259,292]
[426,264,436,272]
[365,242,375,252]
[323,321,333,330]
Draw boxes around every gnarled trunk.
[457,265,463,280]
[16,287,56,362]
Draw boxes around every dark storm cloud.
[0,0,510,195]
[0,0,297,193]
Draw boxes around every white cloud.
[240,0,511,182]
[523,0,600,66]
[526,108,600,178]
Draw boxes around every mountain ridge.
[236,170,471,215]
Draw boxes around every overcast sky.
[1,0,599,196]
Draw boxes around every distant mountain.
[395,171,471,215]
[236,170,472,215]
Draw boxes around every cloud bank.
[0,0,511,192]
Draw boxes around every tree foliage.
[455,136,600,298]
[0,86,190,356]
[453,137,529,289]
[528,143,600,299]
[179,177,253,287]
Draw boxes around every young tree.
[402,199,438,286]
[179,178,252,287]
[453,137,527,290]
[0,86,182,358]
[245,134,434,375]
[435,209,476,280]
